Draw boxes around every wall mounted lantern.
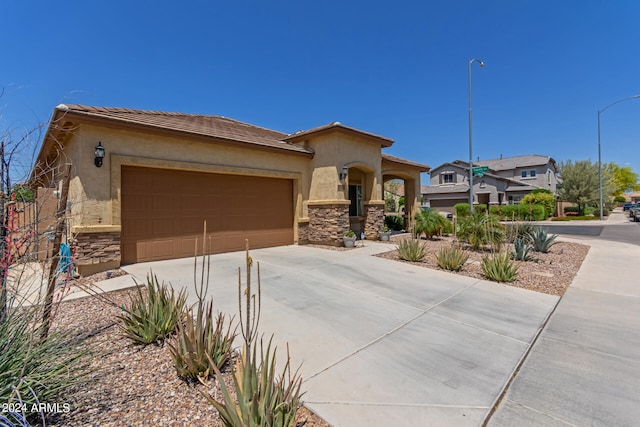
[94,142,105,167]
[339,165,349,182]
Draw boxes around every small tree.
[558,160,613,215]
[521,189,555,218]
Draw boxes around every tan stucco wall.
[65,124,312,235]
[305,132,383,203]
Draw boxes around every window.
[442,173,454,184]
[349,184,362,216]
[521,171,527,178]
[508,195,521,205]
[530,170,536,177]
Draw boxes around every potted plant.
[343,229,357,247]
[379,225,392,241]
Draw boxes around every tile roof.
[382,153,430,171]
[55,104,314,155]
[475,155,555,171]
[283,121,394,147]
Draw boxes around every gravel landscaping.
[35,234,588,425]
[378,234,589,296]
[40,284,330,427]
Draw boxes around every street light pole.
[597,94,640,220]
[468,58,484,209]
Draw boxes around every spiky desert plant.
[457,212,504,250]
[206,337,303,427]
[203,241,304,426]
[397,237,427,262]
[504,221,537,243]
[528,227,558,253]
[436,245,469,271]
[415,208,449,239]
[169,303,236,381]
[118,274,187,345]
[481,252,519,282]
[511,237,534,261]
[0,302,92,421]
[169,223,236,380]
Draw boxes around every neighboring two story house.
[422,155,559,214]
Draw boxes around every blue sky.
[1,1,639,184]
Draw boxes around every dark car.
[623,202,633,211]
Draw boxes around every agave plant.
[397,237,427,262]
[206,337,303,427]
[528,227,558,253]
[168,302,236,381]
[118,274,187,345]
[435,245,469,271]
[481,252,519,282]
[511,237,534,261]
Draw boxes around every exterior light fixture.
[339,165,349,182]
[94,142,105,167]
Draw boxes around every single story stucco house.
[31,105,429,276]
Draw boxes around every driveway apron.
[123,242,558,427]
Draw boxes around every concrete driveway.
[121,242,558,427]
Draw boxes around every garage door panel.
[121,166,293,264]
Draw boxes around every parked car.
[629,202,640,220]
[623,202,633,211]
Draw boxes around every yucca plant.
[203,241,304,426]
[481,252,519,282]
[0,302,92,420]
[206,337,303,427]
[511,237,534,261]
[528,227,558,253]
[397,237,427,262]
[168,303,236,381]
[435,246,469,271]
[504,221,537,243]
[118,274,187,345]
[457,212,504,250]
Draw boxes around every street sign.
[472,166,489,177]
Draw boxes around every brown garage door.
[121,166,294,264]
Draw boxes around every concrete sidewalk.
[488,210,640,426]
[120,241,558,427]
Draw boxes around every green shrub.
[457,212,504,250]
[454,203,470,217]
[498,204,546,221]
[489,205,501,216]
[474,203,488,214]
[384,215,404,231]
[206,337,303,427]
[614,196,626,203]
[169,301,236,381]
[397,238,427,261]
[118,274,187,345]
[481,252,519,282]
[552,215,601,221]
[511,237,534,261]
[528,228,558,253]
[522,190,555,218]
[0,304,91,418]
[602,207,610,216]
[584,206,595,216]
[436,246,469,271]
[415,209,449,239]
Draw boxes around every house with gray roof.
[422,155,559,214]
